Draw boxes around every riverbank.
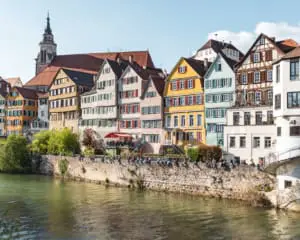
[38,155,276,207]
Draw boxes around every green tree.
[186,147,199,162]
[31,130,52,154]
[0,135,31,173]
[48,128,80,156]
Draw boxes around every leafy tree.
[0,135,31,173]
[186,147,199,162]
[82,128,104,154]
[31,130,52,154]
[48,128,80,156]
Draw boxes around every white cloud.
[208,22,300,54]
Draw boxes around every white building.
[224,106,276,164]
[118,63,164,139]
[80,59,127,139]
[193,39,242,63]
[30,92,49,134]
[273,47,300,161]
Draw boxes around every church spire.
[45,12,52,35]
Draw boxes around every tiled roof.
[150,75,165,96]
[197,39,244,58]
[62,68,94,87]
[15,87,38,99]
[4,77,22,87]
[37,92,49,98]
[276,39,298,53]
[184,58,211,76]
[276,46,300,61]
[219,51,239,70]
[25,51,154,87]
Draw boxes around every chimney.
[129,55,133,63]
[143,66,147,70]
[204,58,209,69]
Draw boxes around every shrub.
[186,147,199,162]
[31,130,51,154]
[0,135,31,173]
[82,128,104,154]
[83,147,94,157]
[59,158,69,176]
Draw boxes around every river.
[0,174,300,240]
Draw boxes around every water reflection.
[0,174,300,239]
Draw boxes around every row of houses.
[1,15,300,164]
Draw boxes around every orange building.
[6,87,38,136]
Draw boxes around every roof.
[150,75,165,96]
[15,87,38,99]
[196,39,244,58]
[106,59,129,79]
[184,58,212,76]
[37,92,49,98]
[25,51,154,87]
[274,46,300,63]
[4,77,22,87]
[62,68,94,87]
[236,33,298,68]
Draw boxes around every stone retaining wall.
[38,155,276,206]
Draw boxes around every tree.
[0,135,31,173]
[48,128,80,156]
[82,128,104,154]
[186,147,199,162]
[31,130,52,154]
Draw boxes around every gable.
[96,60,116,82]
[205,55,234,80]
[167,58,199,81]
[49,69,74,89]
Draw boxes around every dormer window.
[178,66,187,74]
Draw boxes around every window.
[259,37,265,45]
[290,59,299,80]
[275,94,281,109]
[264,137,271,148]
[254,53,260,63]
[253,137,260,148]
[180,80,185,89]
[254,71,260,83]
[233,112,240,125]
[229,137,235,148]
[166,116,171,128]
[174,116,178,127]
[277,127,281,136]
[188,79,193,89]
[267,111,273,124]
[197,114,202,126]
[244,112,251,125]
[189,115,194,126]
[268,90,273,105]
[41,111,45,117]
[206,95,212,103]
[267,70,273,82]
[179,96,185,106]
[196,95,202,105]
[287,92,300,108]
[284,180,292,189]
[188,96,193,105]
[255,111,262,125]
[240,136,246,148]
[216,63,222,72]
[181,115,185,127]
[205,80,210,89]
[255,91,261,103]
[242,73,247,84]
[178,66,187,73]
[276,65,280,83]
[173,97,179,106]
[290,126,300,136]
[171,82,177,90]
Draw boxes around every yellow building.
[49,68,94,134]
[164,57,209,146]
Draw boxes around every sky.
[1,0,300,83]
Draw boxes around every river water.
[0,174,300,240]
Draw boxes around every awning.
[104,132,133,139]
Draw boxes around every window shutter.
[193,96,196,105]
[135,89,138,97]
[185,96,188,105]
[192,79,195,88]
[250,53,254,63]
[137,104,140,112]
[138,120,141,128]
[262,71,266,82]
[184,79,188,89]
[247,72,252,84]
[259,52,263,62]
[176,80,180,90]
[170,82,173,90]
[170,98,173,106]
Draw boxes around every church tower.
[35,13,57,75]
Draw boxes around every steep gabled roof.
[141,75,165,99]
[236,33,298,68]
[62,68,94,87]
[25,50,154,87]
[4,77,22,87]
[196,39,244,58]
[15,87,38,99]
[184,58,212,76]
[274,46,300,63]
[106,59,129,79]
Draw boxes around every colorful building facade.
[204,53,237,146]
[6,87,38,136]
[49,68,94,134]
[164,58,208,146]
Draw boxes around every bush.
[59,158,69,176]
[48,128,80,156]
[82,128,104,154]
[0,135,31,173]
[83,147,94,157]
[31,130,51,154]
[186,147,199,162]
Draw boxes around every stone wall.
[39,155,275,206]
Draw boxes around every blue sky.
[1,0,300,83]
